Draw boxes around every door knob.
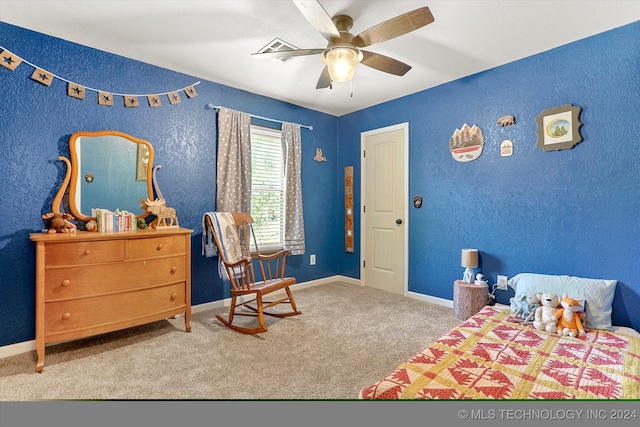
[396,218,403,225]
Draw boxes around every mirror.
[66,131,155,221]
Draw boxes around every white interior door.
[361,123,408,296]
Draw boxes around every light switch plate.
[497,275,508,290]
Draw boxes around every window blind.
[250,125,284,249]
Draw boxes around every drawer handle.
[61,279,71,287]
[170,266,177,274]
[62,312,71,320]
[84,250,91,256]
[156,244,163,251]
[170,293,177,301]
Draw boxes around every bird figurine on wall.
[314,148,327,162]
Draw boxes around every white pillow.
[508,273,617,331]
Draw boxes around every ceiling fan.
[252,0,434,89]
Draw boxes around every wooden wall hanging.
[344,166,354,253]
[449,124,484,162]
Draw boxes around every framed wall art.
[535,104,583,152]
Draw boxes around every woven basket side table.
[453,280,488,320]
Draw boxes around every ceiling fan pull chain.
[350,79,354,98]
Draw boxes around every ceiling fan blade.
[251,48,325,60]
[360,51,412,76]
[316,66,332,89]
[292,0,341,41]
[352,6,434,48]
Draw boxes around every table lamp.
[461,248,478,283]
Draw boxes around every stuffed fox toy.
[556,294,585,338]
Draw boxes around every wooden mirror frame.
[52,130,155,222]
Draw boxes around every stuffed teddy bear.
[555,294,586,337]
[509,293,541,323]
[42,212,77,233]
[533,292,560,333]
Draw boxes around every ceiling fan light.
[323,46,362,83]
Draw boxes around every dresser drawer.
[45,240,125,266]
[44,255,186,300]
[44,282,186,337]
[127,235,186,260]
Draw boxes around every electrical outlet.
[310,254,316,265]
[497,275,508,290]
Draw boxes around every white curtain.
[216,107,251,212]
[281,122,305,255]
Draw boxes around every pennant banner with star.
[1,46,200,108]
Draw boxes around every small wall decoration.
[147,95,162,107]
[501,140,513,157]
[124,96,140,108]
[344,166,354,253]
[0,48,22,70]
[313,148,327,162]
[67,83,85,100]
[449,124,484,162]
[168,91,181,105]
[31,68,53,86]
[184,86,198,98]
[98,91,114,106]
[496,115,516,127]
[536,104,583,152]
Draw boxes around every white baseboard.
[408,291,453,308]
[0,275,362,359]
[0,340,36,360]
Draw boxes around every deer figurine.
[139,198,179,228]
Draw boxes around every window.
[250,124,284,250]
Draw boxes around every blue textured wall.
[337,21,640,330]
[0,23,340,346]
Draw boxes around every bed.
[359,274,640,400]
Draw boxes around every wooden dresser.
[29,227,193,372]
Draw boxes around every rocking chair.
[203,212,301,334]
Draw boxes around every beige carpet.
[0,282,461,400]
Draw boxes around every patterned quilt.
[359,306,640,399]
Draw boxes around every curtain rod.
[205,104,313,131]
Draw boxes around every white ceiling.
[2,1,639,116]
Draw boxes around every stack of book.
[92,208,138,232]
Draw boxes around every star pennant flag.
[67,83,85,100]
[0,49,22,70]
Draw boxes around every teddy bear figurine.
[42,212,77,233]
[533,292,560,333]
[555,294,586,337]
[509,293,541,324]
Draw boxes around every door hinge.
[363,205,365,213]
[363,260,366,268]
[363,150,366,158]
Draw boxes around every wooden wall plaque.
[345,166,354,253]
